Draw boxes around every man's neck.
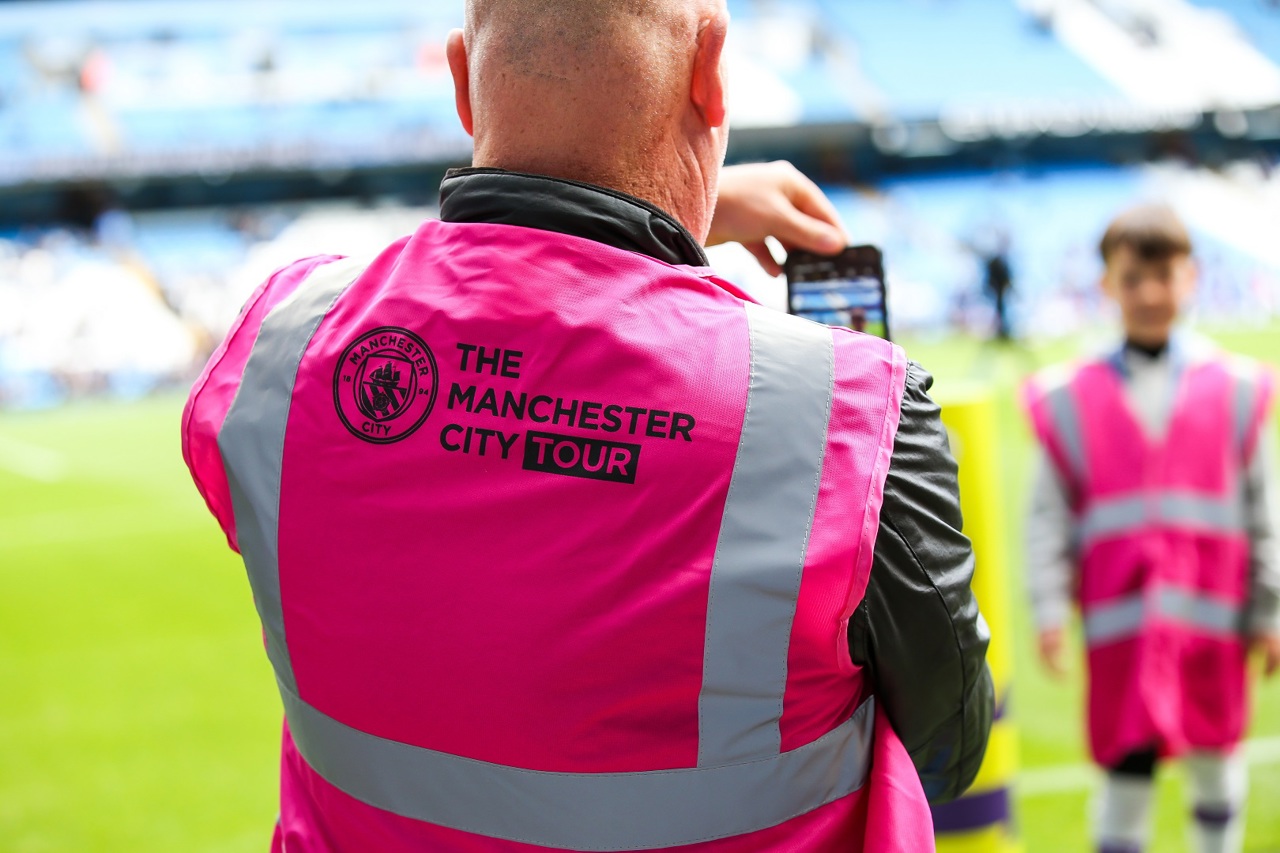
[472,145,712,244]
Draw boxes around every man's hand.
[708,161,847,276]
[1253,632,1280,678]
[1038,627,1069,680]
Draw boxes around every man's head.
[1098,204,1196,348]
[447,0,731,242]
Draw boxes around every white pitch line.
[1018,736,1280,798]
[1017,763,1099,797]
[1247,735,1280,766]
[0,432,69,482]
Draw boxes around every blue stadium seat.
[814,0,1120,119]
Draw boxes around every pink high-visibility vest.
[1025,350,1275,766]
[183,218,933,851]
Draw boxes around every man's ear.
[447,29,474,137]
[690,11,729,129]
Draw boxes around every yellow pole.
[931,384,1021,852]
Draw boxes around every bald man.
[183,1,992,850]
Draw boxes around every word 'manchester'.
[448,383,697,442]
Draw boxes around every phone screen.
[785,246,890,341]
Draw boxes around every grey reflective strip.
[1079,496,1148,547]
[1083,594,1146,646]
[1078,493,1244,549]
[1234,375,1257,455]
[1156,587,1241,638]
[1159,493,1243,534]
[283,680,874,851]
[698,303,834,766]
[1046,386,1087,482]
[1085,588,1242,647]
[219,256,370,693]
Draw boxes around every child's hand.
[1253,633,1280,678]
[1038,627,1069,679]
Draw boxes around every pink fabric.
[277,222,748,771]
[181,254,347,551]
[190,218,924,850]
[865,704,937,853]
[1027,357,1271,765]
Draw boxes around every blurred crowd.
[3,159,1278,410]
[0,200,429,408]
[3,0,1279,409]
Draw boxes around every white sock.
[1095,772,1155,852]
[1183,750,1248,853]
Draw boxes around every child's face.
[1101,245,1197,347]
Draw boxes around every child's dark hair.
[1099,204,1192,263]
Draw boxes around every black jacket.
[440,168,994,804]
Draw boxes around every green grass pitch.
[2,326,1279,851]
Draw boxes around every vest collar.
[439,168,710,268]
[1107,331,1187,379]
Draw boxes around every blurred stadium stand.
[1,0,1279,407]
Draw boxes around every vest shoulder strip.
[698,302,835,767]
[219,255,372,694]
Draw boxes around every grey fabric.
[219,256,369,694]
[1083,587,1244,648]
[1078,497,1149,549]
[1158,587,1242,638]
[283,679,875,851]
[1234,373,1257,457]
[699,302,834,766]
[1076,493,1245,551]
[1083,595,1148,646]
[1159,493,1244,535]
[1244,428,1280,635]
[1046,385,1087,483]
[1026,452,1077,632]
[846,362,993,804]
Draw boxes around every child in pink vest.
[1024,204,1280,853]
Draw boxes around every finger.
[771,204,846,256]
[781,168,848,243]
[743,241,782,277]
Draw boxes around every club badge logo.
[333,327,438,444]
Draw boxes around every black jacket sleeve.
[848,361,994,804]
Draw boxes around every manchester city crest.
[334,327,438,444]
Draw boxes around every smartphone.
[784,245,890,341]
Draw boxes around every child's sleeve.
[1245,410,1280,637]
[1026,449,1077,632]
